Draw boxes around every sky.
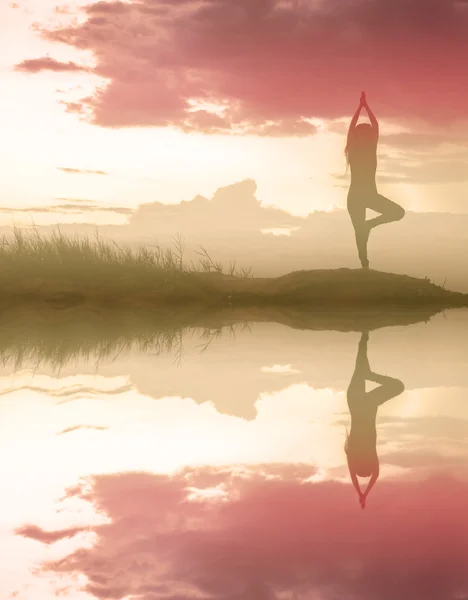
[2,0,468,227]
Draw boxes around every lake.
[2,307,468,599]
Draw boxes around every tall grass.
[0,227,251,301]
[0,228,184,273]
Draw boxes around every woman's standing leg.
[347,331,369,402]
[348,203,370,268]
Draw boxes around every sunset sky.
[2,0,468,225]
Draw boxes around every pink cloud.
[15,57,90,73]
[57,424,109,435]
[18,464,468,599]
[58,167,108,175]
[22,0,468,134]
[15,524,86,545]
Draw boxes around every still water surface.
[2,309,468,599]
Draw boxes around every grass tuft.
[0,227,251,304]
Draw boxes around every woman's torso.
[348,420,378,462]
[347,394,378,451]
[348,148,378,199]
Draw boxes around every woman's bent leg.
[367,194,405,229]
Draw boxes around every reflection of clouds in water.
[3,311,468,599]
[2,380,468,546]
[3,378,468,598]
[0,383,348,547]
[261,364,301,374]
[2,377,468,480]
[57,425,109,436]
[17,465,468,600]
[2,311,468,599]
[94,317,468,421]
[0,372,131,402]
[39,315,468,418]
[2,313,468,422]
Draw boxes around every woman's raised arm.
[347,99,364,147]
[363,94,379,139]
[363,466,380,499]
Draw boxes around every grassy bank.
[0,228,466,309]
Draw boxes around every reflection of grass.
[1,325,183,372]
[0,304,445,371]
[0,228,466,309]
[0,305,202,371]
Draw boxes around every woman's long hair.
[344,425,350,454]
[344,146,350,174]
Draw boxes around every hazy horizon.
[2,178,467,291]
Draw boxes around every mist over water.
[2,308,468,599]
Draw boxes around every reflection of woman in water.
[346,92,405,269]
[345,332,404,509]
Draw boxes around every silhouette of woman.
[346,92,405,268]
[345,331,405,509]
